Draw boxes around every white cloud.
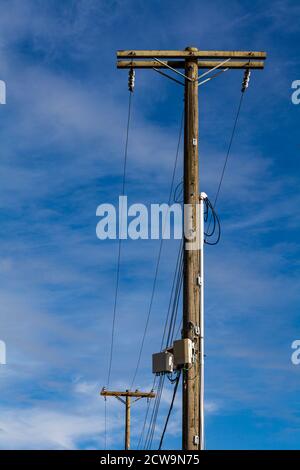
[0,406,103,450]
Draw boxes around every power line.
[204,197,221,246]
[143,241,183,449]
[137,240,182,449]
[115,46,266,452]
[107,91,133,387]
[200,79,248,449]
[161,240,183,350]
[140,110,185,448]
[158,371,181,450]
[105,91,133,449]
[134,109,184,449]
[145,375,165,449]
[129,109,184,390]
[205,91,245,241]
[212,92,244,209]
[166,251,183,347]
[137,377,157,449]
[137,75,246,451]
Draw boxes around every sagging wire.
[167,369,181,384]
[104,68,134,449]
[204,197,221,245]
[205,68,251,243]
[136,111,184,449]
[129,109,184,391]
[143,242,183,450]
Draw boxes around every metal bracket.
[197,58,231,82]
[196,275,202,286]
[153,57,193,81]
[191,341,197,364]
[153,68,184,86]
[194,325,200,336]
[193,435,200,446]
[188,321,200,337]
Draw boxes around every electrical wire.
[138,236,183,449]
[137,238,182,448]
[141,70,249,451]
[200,75,248,449]
[161,241,183,350]
[134,108,184,449]
[212,92,244,209]
[174,320,182,341]
[166,254,183,348]
[144,375,165,449]
[174,180,183,203]
[107,91,133,388]
[205,91,245,241]
[129,109,184,391]
[141,98,185,452]
[158,371,181,450]
[137,377,157,449]
[144,242,183,449]
[104,90,133,449]
[204,197,221,245]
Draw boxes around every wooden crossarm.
[117,60,265,70]
[100,389,155,398]
[117,50,267,60]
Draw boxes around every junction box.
[152,350,174,375]
[152,339,194,375]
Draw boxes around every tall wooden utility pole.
[116,48,266,450]
[100,388,155,450]
[183,47,200,451]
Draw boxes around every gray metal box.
[173,339,193,367]
[152,351,174,374]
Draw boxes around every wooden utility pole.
[100,388,155,450]
[182,47,200,451]
[116,47,266,450]
[125,395,131,450]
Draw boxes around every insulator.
[241,69,251,93]
[128,68,135,92]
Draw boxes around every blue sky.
[0,0,300,450]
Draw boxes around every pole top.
[185,46,198,52]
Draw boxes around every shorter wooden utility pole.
[100,388,155,450]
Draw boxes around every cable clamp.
[188,321,200,338]
[193,435,200,446]
[196,275,202,286]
